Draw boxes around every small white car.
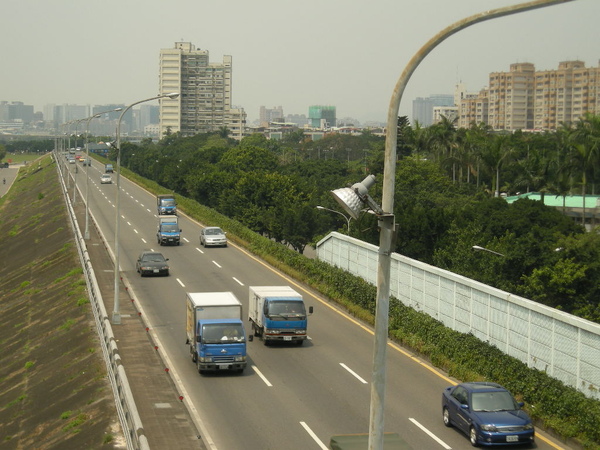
[200,227,227,247]
[100,174,112,184]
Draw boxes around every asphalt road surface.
[63,154,572,450]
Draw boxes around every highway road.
[63,154,568,450]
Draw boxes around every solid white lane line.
[300,422,328,450]
[409,418,452,449]
[340,363,368,384]
[252,365,272,387]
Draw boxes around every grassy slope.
[0,156,120,449]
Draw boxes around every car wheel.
[442,407,452,427]
[469,426,479,447]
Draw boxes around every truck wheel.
[296,339,304,346]
[190,347,197,363]
[197,361,204,375]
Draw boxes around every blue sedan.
[442,382,535,447]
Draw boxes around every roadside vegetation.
[4,114,600,447]
[0,155,120,448]
[98,114,600,324]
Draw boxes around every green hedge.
[113,160,600,449]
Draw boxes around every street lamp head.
[330,175,377,219]
[165,92,180,99]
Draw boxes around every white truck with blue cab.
[186,292,251,374]
[249,286,313,346]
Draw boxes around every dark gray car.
[136,251,170,277]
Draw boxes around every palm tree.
[480,134,514,197]
[565,114,600,227]
[429,115,459,182]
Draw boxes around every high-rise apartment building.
[457,89,489,129]
[534,60,600,130]
[459,60,600,131]
[159,41,246,139]
[488,62,535,131]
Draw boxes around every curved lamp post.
[316,205,352,234]
[112,93,179,325]
[83,108,123,239]
[330,1,576,448]
[472,245,505,257]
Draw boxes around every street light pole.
[316,205,352,234]
[369,2,574,448]
[472,245,505,257]
[83,108,123,239]
[112,93,179,325]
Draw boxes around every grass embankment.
[0,155,120,448]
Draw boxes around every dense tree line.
[108,113,599,323]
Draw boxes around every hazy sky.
[1,0,597,124]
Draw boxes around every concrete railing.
[317,231,600,401]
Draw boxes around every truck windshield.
[267,301,306,319]
[161,224,179,232]
[160,199,175,206]
[201,324,245,343]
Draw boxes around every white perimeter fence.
[316,232,600,401]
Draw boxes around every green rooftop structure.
[506,192,600,230]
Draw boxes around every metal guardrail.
[55,152,149,450]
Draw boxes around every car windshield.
[205,228,223,235]
[141,253,165,262]
[201,323,244,343]
[471,391,517,412]
[267,301,306,319]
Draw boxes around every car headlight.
[294,329,306,334]
[523,423,534,430]
[265,329,280,334]
[234,356,246,362]
[480,424,498,432]
[199,357,212,363]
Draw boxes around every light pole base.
[112,312,122,325]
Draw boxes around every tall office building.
[159,41,246,139]
[412,94,454,126]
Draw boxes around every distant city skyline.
[1,1,597,125]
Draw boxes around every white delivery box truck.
[249,286,313,346]
[185,292,251,374]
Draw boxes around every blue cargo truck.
[157,194,177,215]
[249,286,313,346]
[157,215,181,246]
[185,292,251,374]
